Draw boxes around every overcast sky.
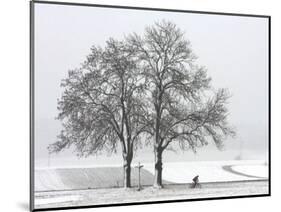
[34,3,269,166]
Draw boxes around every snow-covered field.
[35,160,268,192]
[142,160,268,183]
[34,160,269,209]
[231,164,268,178]
[35,166,162,191]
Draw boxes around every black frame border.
[30,1,271,211]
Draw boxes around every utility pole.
[135,162,144,191]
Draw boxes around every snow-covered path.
[34,180,269,209]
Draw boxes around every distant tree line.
[49,20,235,188]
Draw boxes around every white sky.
[34,3,269,165]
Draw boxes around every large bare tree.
[127,21,235,188]
[49,38,148,188]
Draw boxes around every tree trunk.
[123,155,132,188]
[154,148,163,188]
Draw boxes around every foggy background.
[34,3,269,167]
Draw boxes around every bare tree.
[127,21,235,188]
[48,38,148,188]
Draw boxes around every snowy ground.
[231,164,268,178]
[34,160,269,209]
[34,180,269,209]
[35,160,268,191]
[142,160,267,183]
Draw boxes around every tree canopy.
[127,21,235,187]
[49,38,149,187]
[49,20,235,188]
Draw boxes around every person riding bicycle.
[192,175,200,188]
